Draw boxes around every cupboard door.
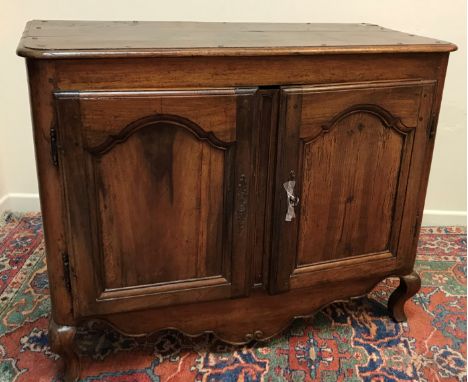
[270,81,435,293]
[54,88,257,316]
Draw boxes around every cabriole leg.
[388,271,421,322]
[48,318,80,382]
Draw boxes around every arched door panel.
[270,81,435,293]
[54,88,257,316]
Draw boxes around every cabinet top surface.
[17,20,456,59]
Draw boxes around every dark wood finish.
[26,60,75,324]
[388,271,422,322]
[18,21,455,381]
[48,319,80,382]
[270,81,435,293]
[253,90,280,285]
[95,276,385,344]
[53,54,445,90]
[54,89,257,316]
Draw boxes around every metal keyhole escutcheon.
[284,170,299,221]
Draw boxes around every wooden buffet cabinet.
[17,20,456,381]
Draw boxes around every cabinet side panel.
[389,87,434,272]
[398,61,447,271]
[26,59,74,323]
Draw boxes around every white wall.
[0,0,466,225]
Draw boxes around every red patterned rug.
[0,212,466,381]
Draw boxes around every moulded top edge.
[17,20,458,59]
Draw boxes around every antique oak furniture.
[18,20,456,381]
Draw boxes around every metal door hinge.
[62,252,72,293]
[429,114,438,139]
[50,127,59,167]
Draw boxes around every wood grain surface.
[18,20,455,381]
[17,20,456,58]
